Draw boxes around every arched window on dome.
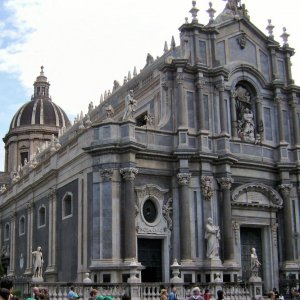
[20,144,29,166]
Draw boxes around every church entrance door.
[240,227,263,281]
[138,238,162,282]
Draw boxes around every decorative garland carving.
[271,222,278,248]
[232,220,240,245]
[201,176,213,201]
[162,197,173,230]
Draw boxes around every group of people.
[87,288,130,300]
[160,286,224,300]
[0,278,17,300]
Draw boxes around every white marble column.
[25,202,33,274]
[8,213,16,276]
[46,188,57,276]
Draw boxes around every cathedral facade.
[0,1,300,294]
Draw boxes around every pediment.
[232,183,283,208]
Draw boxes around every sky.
[0,0,299,172]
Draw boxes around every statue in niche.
[238,107,255,142]
[32,246,44,278]
[122,90,137,120]
[205,217,220,259]
[250,247,261,277]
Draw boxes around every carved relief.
[271,222,278,248]
[232,220,240,245]
[177,173,191,186]
[162,197,173,230]
[201,176,213,201]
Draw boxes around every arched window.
[62,192,73,219]
[4,223,10,240]
[38,206,46,228]
[19,216,26,236]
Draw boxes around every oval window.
[143,199,157,223]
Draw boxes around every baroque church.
[0,0,300,295]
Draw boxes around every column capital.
[100,168,114,181]
[218,177,234,190]
[278,184,292,200]
[275,96,283,106]
[120,167,138,181]
[177,173,191,186]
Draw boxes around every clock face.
[143,199,157,223]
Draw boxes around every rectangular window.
[20,152,29,166]
[264,107,273,141]
[187,92,195,128]
[199,41,207,65]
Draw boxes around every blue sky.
[0,0,300,172]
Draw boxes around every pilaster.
[120,167,138,261]
[177,172,192,262]
[218,177,235,265]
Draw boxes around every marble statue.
[250,247,261,277]
[122,90,137,120]
[238,107,255,142]
[205,217,220,259]
[32,246,44,278]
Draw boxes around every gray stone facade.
[0,0,300,294]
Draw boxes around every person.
[160,289,168,300]
[205,217,220,259]
[0,279,14,300]
[217,290,224,300]
[121,295,130,300]
[0,289,10,300]
[32,287,40,300]
[203,289,211,300]
[273,288,279,300]
[188,287,204,300]
[67,287,80,300]
[168,286,177,300]
[32,246,44,277]
[89,289,98,300]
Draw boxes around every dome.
[9,66,71,130]
[10,98,70,129]
[3,67,71,173]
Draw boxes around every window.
[63,193,73,219]
[136,112,148,127]
[20,152,29,166]
[19,216,25,236]
[4,223,10,240]
[142,199,157,223]
[38,206,46,228]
